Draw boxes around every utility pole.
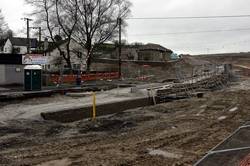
[38,27,41,47]
[118,18,122,79]
[30,27,42,51]
[22,18,33,54]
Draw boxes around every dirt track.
[1,79,250,165]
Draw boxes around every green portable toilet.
[24,65,42,91]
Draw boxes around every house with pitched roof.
[111,43,173,62]
[3,37,38,54]
[137,43,173,61]
[43,39,87,71]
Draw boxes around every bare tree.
[74,0,131,71]
[0,9,9,38]
[25,0,78,69]
[26,0,131,71]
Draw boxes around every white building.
[1,37,87,72]
[44,39,87,71]
[3,37,38,54]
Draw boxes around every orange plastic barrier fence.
[49,72,119,84]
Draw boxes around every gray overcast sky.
[1,0,250,54]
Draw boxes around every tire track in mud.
[2,89,250,165]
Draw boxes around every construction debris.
[1,54,250,166]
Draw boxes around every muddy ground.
[0,78,250,166]
[1,54,250,166]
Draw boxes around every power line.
[127,14,250,20]
[21,18,33,54]
[128,28,250,36]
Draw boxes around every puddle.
[229,107,238,112]
[148,149,182,159]
[218,116,227,121]
[38,158,71,166]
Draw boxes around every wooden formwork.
[156,74,229,98]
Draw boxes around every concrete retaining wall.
[41,97,153,123]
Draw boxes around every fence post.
[92,92,96,120]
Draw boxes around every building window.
[17,48,20,53]
[47,64,50,70]
[15,68,21,72]
[77,52,83,58]
[73,64,81,70]
[64,64,70,69]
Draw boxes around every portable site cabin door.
[24,65,42,91]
